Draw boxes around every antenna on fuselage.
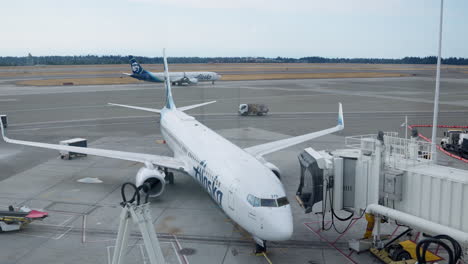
[162,48,176,109]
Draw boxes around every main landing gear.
[163,168,174,185]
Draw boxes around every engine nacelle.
[264,162,281,179]
[188,78,198,84]
[136,167,166,197]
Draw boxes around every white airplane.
[0,49,344,253]
[124,56,221,85]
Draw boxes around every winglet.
[338,102,344,128]
[0,117,8,141]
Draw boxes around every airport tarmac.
[0,75,467,263]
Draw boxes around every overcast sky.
[1,0,467,58]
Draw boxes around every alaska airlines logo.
[194,161,223,207]
[131,62,141,73]
[196,74,212,80]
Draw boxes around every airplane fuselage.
[132,71,221,84]
[159,109,293,242]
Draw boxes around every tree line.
[0,54,467,66]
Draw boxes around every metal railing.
[345,132,433,169]
[383,135,433,169]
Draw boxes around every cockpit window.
[260,199,277,207]
[247,194,288,208]
[277,197,289,207]
[247,194,260,207]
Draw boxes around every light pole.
[430,0,444,163]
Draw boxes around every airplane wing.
[0,119,185,171]
[122,72,132,76]
[244,103,344,158]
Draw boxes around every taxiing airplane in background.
[124,55,221,85]
[0,49,344,253]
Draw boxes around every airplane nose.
[264,209,293,241]
[275,211,293,240]
[217,74,222,80]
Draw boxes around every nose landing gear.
[254,240,267,255]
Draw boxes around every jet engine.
[188,78,198,84]
[136,167,166,197]
[264,162,281,179]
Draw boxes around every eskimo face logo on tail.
[131,62,141,74]
[194,161,223,207]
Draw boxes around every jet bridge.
[297,131,468,260]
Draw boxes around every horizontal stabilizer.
[108,103,161,113]
[108,101,216,114]
[178,101,216,112]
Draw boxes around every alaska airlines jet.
[0,49,344,253]
[124,56,221,85]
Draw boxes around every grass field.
[0,70,121,77]
[220,72,410,81]
[15,72,411,86]
[16,77,140,86]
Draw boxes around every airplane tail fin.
[129,55,146,75]
[162,49,176,110]
[338,102,344,128]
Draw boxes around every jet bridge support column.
[112,183,166,264]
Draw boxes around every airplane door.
[228,180,238,211]
[228,189,235,211]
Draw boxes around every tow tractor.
[440,129,468,158]
[0,206,48,232]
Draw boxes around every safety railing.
[345,132,433,169]
[383,135,433,169]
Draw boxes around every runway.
[0,74,467,263]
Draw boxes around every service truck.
[238,103,269,116]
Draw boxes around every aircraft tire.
[166,172,174,185]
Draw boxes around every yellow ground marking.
[262,252,273,264]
